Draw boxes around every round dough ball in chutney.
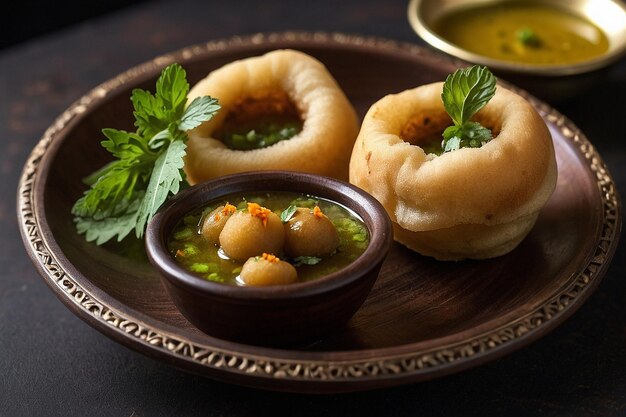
[284,207,339,258]
[240,254,297,286]
[200,204,236,244]
[219,205,284,262]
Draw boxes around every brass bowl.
[407,0,626,98]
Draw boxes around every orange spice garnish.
[247,202,272,227]
[213,203,237,222]
[261,253,280,263]
[214,203,237,222]
[313,206,324,219]
[222,203,236,216]
[176,249,186,258]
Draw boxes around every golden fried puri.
[349,82,557,260]
[184,49,358,183]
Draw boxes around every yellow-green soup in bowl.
[168,192,369,286]
[432,2,609,66]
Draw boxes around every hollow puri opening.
[473,112,502,138]
[400,111,502,155]
[400,112,452,155]
[214,90,304,151]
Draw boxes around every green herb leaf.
[280,205,298,222]
[293,256,322,266]
[442,65,496,127]
[74,193,143,244]
[148,129,172,150]
[442,122,493,152]
[75,213,137,245]
[101,128,151,161]
[443,136,461,153]
[72,63,221,245]
[71,161,144,219]
[440,65,496,153]
[156,63,190,118]
[179,96,221,131]
[134,136,187,237]
[131,89,168,139]
[82,161,117,186]
[463,122,493,146]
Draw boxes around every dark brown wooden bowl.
[145,171,393,346]
[17,32,621,393]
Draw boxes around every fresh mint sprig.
[72,63,220,245]
[441,65,496,153]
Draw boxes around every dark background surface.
[1,0,625,416]
[0,0,149,50]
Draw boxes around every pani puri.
[184,49,359,183]
[349,82,557,260]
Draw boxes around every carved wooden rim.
[17,32,621,389]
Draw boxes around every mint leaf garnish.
[441,65,496,153]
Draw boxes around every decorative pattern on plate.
[17,32,620,383]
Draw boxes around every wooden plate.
[18,32,621,393]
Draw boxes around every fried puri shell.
[184,49,359,183]
[349,82,557,260]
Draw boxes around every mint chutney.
[215,92,303,150]
[168,192,369,285]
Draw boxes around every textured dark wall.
[0,0,149,49]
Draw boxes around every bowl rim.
[145,170,393,301]
[407,0,626,76]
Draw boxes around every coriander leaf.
[293,256,322,266]
[442,123,493,153]
[280,205,297,223]
[179,96,221,131]
[75,213,137,245]
[148,128,172,150]
[72,161,143,218]
[441,65,496,126]
[156,63,189,118]
[101,128,153,162]
[463,122,492,146]
[134,138,187,237]
[131,64,190,138]
[131,89,168,138]
[75,193,143,245]
[82,161,117,186]
[443,136,461,153]
[75,127,156,218]
[73,63,219,245]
